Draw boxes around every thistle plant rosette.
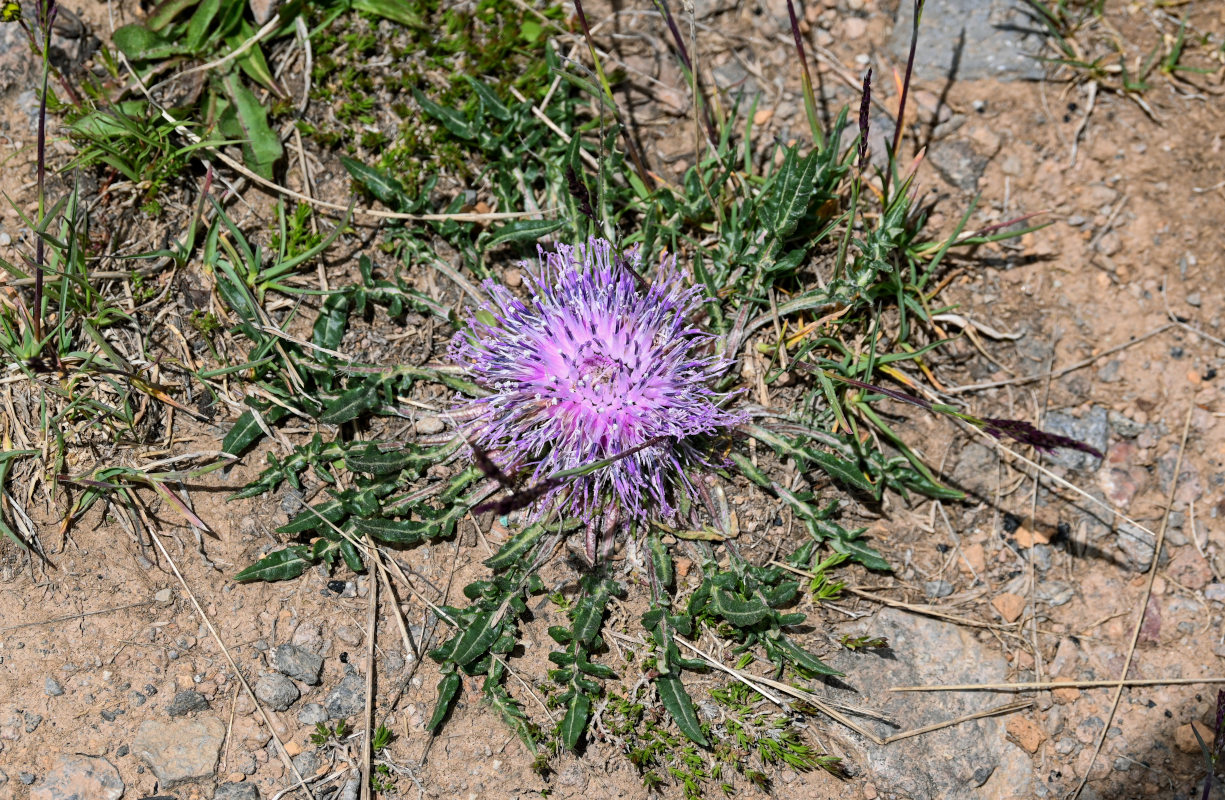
[449,237,744,559]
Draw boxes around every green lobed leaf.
[463,76,512,121]
[481,219,564,250]
[709,587,772,627]
[764,146,823,241]
[772,635,843,677]
[352,516,431,545]
[484,520,547,570]
[278,498,346,534]
[340,156,412,211]
[220,404,287,459]
[427,672,462,731]
[112,23,186,60]
[234,546,312,582]
[438,610,501,667]
[413,89,475,139]
[318,381,380,425]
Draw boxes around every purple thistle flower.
[449,237,743,560]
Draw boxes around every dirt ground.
[0,0,1223,799]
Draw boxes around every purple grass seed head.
[449,237,744,558]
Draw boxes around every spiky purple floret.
[449,237,743,536]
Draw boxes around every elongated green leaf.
[222,74,282,180]
[655,674,708,746]
[709,588,771,627]
[278,498,346,534]
[729,452,772,490]
[352,516,430,544]
[831,537,890,572]
[484,520,546,570]
[234,546,311,582]
[773,635,843,676]
[464,76,512,120]
[340,156,411,211]
[439,610,500,666]
[427,672,462,731]
[112,23,186,60]
[312,293,350,351]
[572,580,617,646]
[318,381,380,425]
[559,692,591,750]
[221,405,287,458]
[765,146,822,239]
[345,443,421,476]
[413,89,475,139]
[352,0,425,26]
[482,218,563,250]
[806,449,875,494]
[183,0,220,50]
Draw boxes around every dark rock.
[1042,407,1109,470]
[167,689,210,717]
[291,751,320,778]
[215,782,261,800]
[254,673,299,712]
[29,755,123,800]
[890,0,1047,82]
[24,712,42,733]
[272,644,323,685]
[324,671,365,719]
[828,608,1033,798]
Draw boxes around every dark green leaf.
[221,405,288,458]
[278,498,346,534]
[482,218,563,250]
[413,89,475,139]
[234,546,312,582]
[773,635,843,676]
[352,0,425,27]
[340,156,411,211]
[112,23,185,60]
[352,516,430,544]
[464,76,512,121]
[312,293,350,351]
[439,610,500,666]
[655,674,708,746]
[484,520,547,570]
[222,74,283,180]
[318,381,380,425]
[709,588,771,627]
[427,672,462,731]
[559,692,591,750]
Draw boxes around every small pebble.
[154,588,173,605]
[117,744,129,757]
[44,677,65,696]
[20,772,36,785]
[0,233,11,246]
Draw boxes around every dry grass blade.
[0,600,152,632]
[880,700,1033,744]
[891,677,1225,693]
[361,533,378,800]
[1068,402,1194,800]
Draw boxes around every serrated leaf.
[312,293,350,351]
[709,587,771,627]
[344,443,423,475]
[482,218,564,250]
[730,452,772,489]
[773,635,843,676]
[221,405,287,458]
[559,692,591,750]
[352,516,430,544]
[764,146,822,239]
[484,520,547,570]
[439,610,500,667]
[427,672,461,731]
[831,537,891,571]
[413,88,475,139]
[222,74,282,180]
[647,533,673,589]
[234,546,311,582]
[340,156,411,211]
[278,498,346,534]
[572,580,616,646]
[318,381,380,425]
[806,448,875,494]
[655,674,708,746]
[464,75,512,121]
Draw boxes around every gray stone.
[132,717,225,787]
[951,442,997,493]
[929,139,989,192]
[272,644,323,685]
[24,712,42,732]
[1042,407,1109,470]
[30,755,123,800]
[254,673,299,711]
[291,751,320,778]
[1107,410,1144,438]
[924,580,954,599]
[1116,522,1155,571]
[0,768,7,786]
[21,772,37,786]
[891,0,1047,82]
[167,689,210,717]
[339,778,361,800]
[44,677,65,696]
[297,703,328,726]
[828,608,1032,799]
[325,671,366,719]
[154,588,174,605]
[215,782,261,800]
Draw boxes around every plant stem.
[885,0,924,200]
